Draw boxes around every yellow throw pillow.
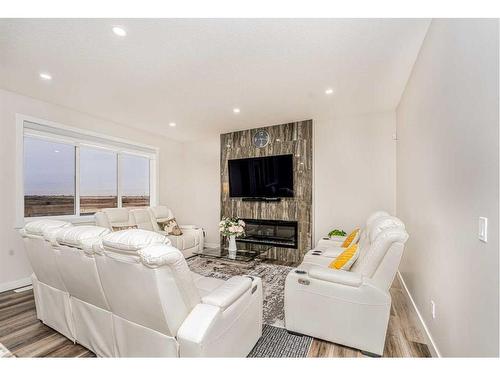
[329,243,359,270]
[341,228,360,248]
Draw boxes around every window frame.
[16,114,159,227]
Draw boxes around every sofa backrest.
[94,229,199,337]
[95,208,134,230]
[357,211,391,250]
[20,220,72,291]
[130,208,155,231]
[53,225,111,310]
[148,206,174,231]
[351,216,408,290]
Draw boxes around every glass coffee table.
[193,242,272,262]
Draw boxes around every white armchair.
[285,216,408,356]
[148,206,204,258]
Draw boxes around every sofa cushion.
[24,220,71,236]
[369,216,405,243]
[192,274,225,297]
[102,208,132,226]
[149,206,173,220]
[56,226,110,249]
[102,229,169,252]
[353,227,408,277]
[129,208,155,231]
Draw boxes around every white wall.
[313,111,396,243]
[396,19,499,357]
[0,88,184,291]
[177,136,221,245]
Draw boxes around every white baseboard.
[0,277,32,293]
[397,271,441,357]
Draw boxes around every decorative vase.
[228,235,237,259]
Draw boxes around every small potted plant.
[219,217,246,259]
[328,229,346,241]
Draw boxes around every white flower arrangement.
[219,217,246,237]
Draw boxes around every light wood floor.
[0,274,430,358]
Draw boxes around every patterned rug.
[248,325,312,358]
[187,256,313,357]
[188,256,292,327]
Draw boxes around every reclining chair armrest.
[178,276,262,357]
[201,276,252,310]
[177,303,221,347]
[308,266,363,287]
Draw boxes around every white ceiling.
[0,19,430,141]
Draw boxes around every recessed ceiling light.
[39,72,52,80]
[233,108,240,114]
[325,88,334,95]
[112,26,127,37]
[169,122,176,127]
[54,150,60,153]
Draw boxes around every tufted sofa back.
[20,220,72,291]
[351,216,408,290]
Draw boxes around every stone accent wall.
[220,119,313,262]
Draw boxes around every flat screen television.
[228,154,294,198]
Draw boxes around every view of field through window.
[24,136,150,217]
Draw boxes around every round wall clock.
[253,130,270,148]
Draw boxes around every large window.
[20,117,157,220]
[121,153,151,208]
[24,137,76,217]
[80,147,118,215]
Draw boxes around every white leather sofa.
[284,215,408,356]
[20,221,263,357]
[94,206,204,258]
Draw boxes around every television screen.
[228,154,294,198]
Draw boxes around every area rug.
[187,257,292,327]
[248,325,312,358]
[187,256,313,358]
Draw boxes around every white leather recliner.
[148,206,205,258]
[51,225,114,357]
[285,215,408,356]
[94,228,263,357]
[94,206,204,258]
[20,220,75,340]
